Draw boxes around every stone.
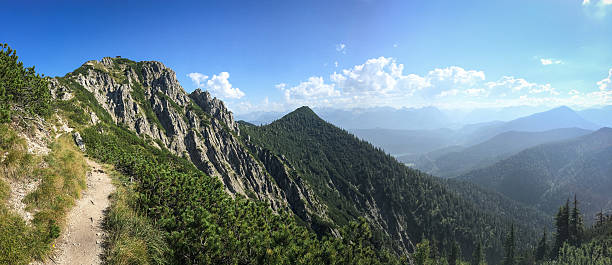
[73,132,86,152]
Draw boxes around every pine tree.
[569,194,583,246]
[596,209,605,227]
[472,241,485,265]
[449,241,460,265]
[535,229,547,261]
[552,199,570,258]
[503,224,516,265]
[414,239,433,265]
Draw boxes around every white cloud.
[205,72,245,99]
[486,76,559,96]
[188,72,209,88]
[540,58,562,65]
[189,72,245,99]
[597,68,612,91]
[336,43,347,54]
[280,76,340,104]
[227,58,611,114]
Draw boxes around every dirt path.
[36,159,114,265]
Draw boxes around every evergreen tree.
[552,199,570,258]
[472,241,485,265]
[449,241,461,265]
[503,224,516,265]
[414,239,434,265]
[535,229,547,261]
[569,194,583,246]
[596,209,605,227]
[0,43,50,122]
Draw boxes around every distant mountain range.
[579,105,612,127]
[403,128,593,178]
[353,106,603,157]
[462,106,600,146]
[460,127,612,220]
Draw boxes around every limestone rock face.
[54,57,325,223]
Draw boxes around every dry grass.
[0,124,88,265]
[103,170,169,265]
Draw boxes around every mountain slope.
[241,106,550,262]
[461,128,612,218]
[50,57,328,226]
[42,56,405,264]
[403,128,592,178]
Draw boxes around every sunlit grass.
[103,169,169,265]
[0,124,88,264]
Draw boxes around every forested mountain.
[241,106,551,263]
[403,128,592,178]
[461,128,612,220]
[6,45,599,265]
[1,49,407,264]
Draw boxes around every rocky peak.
[190,88,239,133]
[53,57,324,228]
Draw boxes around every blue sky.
[2,0,611,113]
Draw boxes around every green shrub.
[0,44,50,123]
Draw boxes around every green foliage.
[472,241,486,265]
[0,125,88,264]
[0,43,51,122]
[569,195,584,247]
[535,230,548,261]
[553,200,571,258]
[241,106,542,263]
[503,225,516,265]
[530,198,612,264]
[414,239,435,265]
[541,240,612,265]
[80,121,404,264]
[104,171,170,265]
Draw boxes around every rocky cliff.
[52,57,327,224]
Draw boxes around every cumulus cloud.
[188,72,209,88]
[188,72,245,99]
[228,57,611,114]
[540,58,562,65]
[280,76,340,104]
[336,43,346,54]
[486,76,559,96]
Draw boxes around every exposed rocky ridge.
[52,57,325,224]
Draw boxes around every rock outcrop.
[53,57,327,224]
